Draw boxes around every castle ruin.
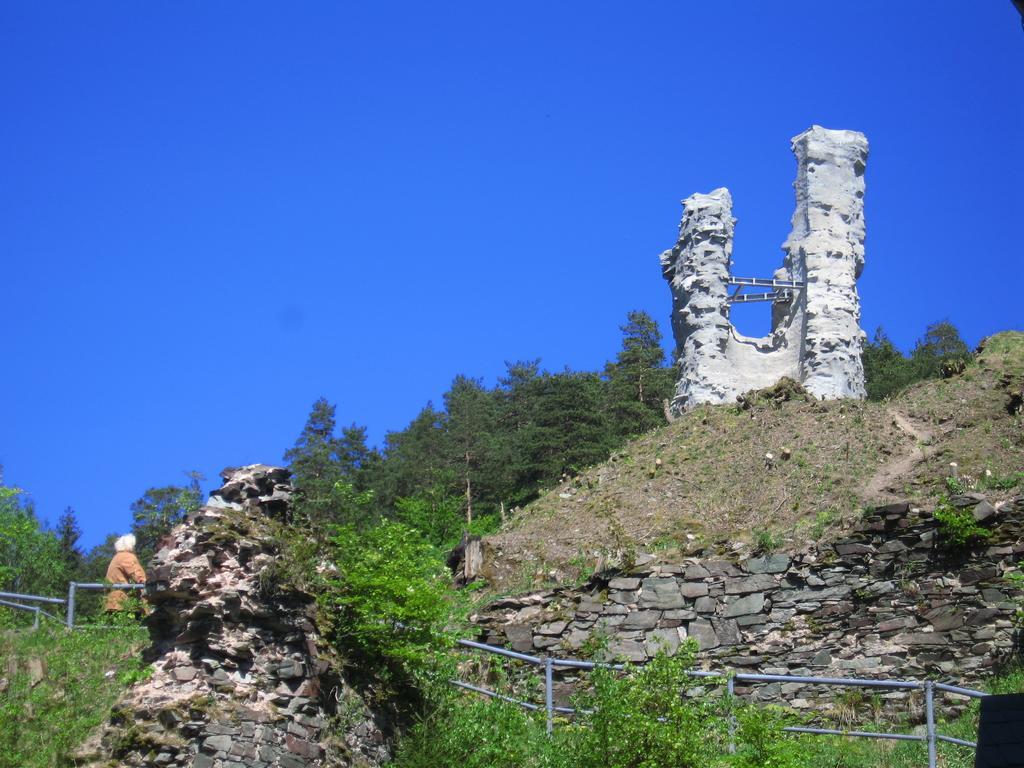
[660,126,869,413]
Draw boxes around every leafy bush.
[562,646,725,768]
[393,696,558,768]
[933,498,991,549]
[0,486,71,622]
[322,520,452,685]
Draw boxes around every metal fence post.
[66,582,76,629]
[545,657,554,735]
[727,675,736,754]
[32,607,40,630]
[925,680,937,768]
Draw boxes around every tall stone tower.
[660,126,869,413]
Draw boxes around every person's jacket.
[104,551,147,611]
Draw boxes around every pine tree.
[604,310,674,438]
[442,375,500,525]
[285,397,375,525]
[56,506,83,575]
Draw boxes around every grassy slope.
[485,332,1024,591]
[0,623,147,768]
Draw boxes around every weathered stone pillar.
[659,188,735,411]
[784,126,869,400]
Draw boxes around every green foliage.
[129,473,202,563]
[322,520,451,685]
[284,397,377,526]
[753,528,783,554]
[730,706,802,768]
[0,486,70,622]
[603,310,675,440]
[862,321,971,400]
[370,311,673,535]
[394,696,558,768]
[563,646,725,768]
[933,497,991,549]
[0,622,147,768]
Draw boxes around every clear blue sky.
[2,2,1021,549]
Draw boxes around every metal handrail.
[0,598,42,630]
[66,582,146,628]
[452,637,987,767]
[0,590,66,606]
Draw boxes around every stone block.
[724,593,766,617]
[744,554,791,574]
[608,577,641,590]
[645,627,684,656]
[621,611,660,630]
[679,581,709,598]
[687,619,719,650]
[724,574,776,595]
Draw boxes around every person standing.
[104,534,147,612]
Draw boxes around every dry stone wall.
[76,465,390,768]
[472,494,1024,711]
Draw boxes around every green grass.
[0,620,147,768]
[394,662,1024,768]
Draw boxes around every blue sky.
[2,2,1022,548]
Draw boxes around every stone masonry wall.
[472,494,1024,712]
[76,465,391,768]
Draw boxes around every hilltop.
[482,331,1024,591]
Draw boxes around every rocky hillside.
[482,332,1024,592]
[472,493,1024,716]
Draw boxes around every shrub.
[933,498,991,549]
[322,520,452,685]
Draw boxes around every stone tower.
[660,126,869,413]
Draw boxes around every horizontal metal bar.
[934,682,986,699]
[736,673,922,690]
[449,680,540,711]
[0,598,40,613]
[727,291,789,304]
[935,734,977,748]
[784,726,924,742]
[0,590,67,605]
[728,277,806,288]
[686,670,727,680]
[72,582,146,591]
[552,658,626,671]
[456,639,542,665]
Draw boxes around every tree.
[0,485,68,610]
[911,320,970,379]
[56,506,83,575]
[442,375,501,526]
[285,398,377,525]
[604,311,674,438]
[392,483,464,548]
[862,327,916,400]
[130,472,203,563]
[862,321,971,400]
[375,403,448,511]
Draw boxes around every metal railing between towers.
[450,638,987,768]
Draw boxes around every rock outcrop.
[472,494,1024,714]
[661,126,869,413]
[77,465,391,768]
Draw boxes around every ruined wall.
[661,126,869,412]
[472,494,1024,713]
[76,465,391,768]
